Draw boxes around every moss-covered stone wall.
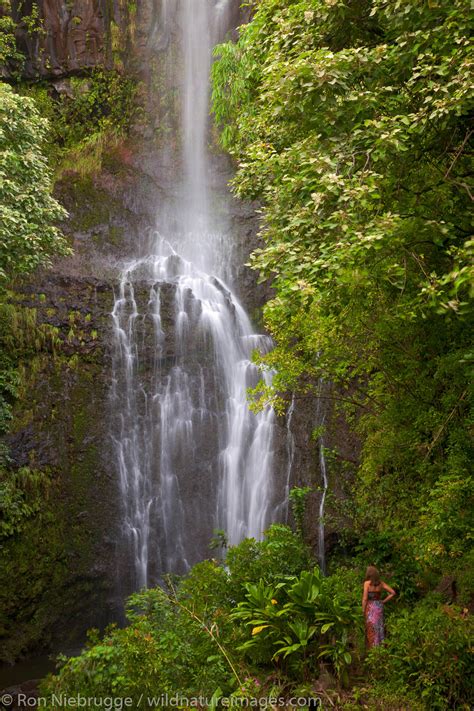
[0,274,121,663]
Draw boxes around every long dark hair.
[365,565,381,586]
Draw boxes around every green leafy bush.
[41,527,472,706]
[289,485,312,536]
[226,524,315,597]
[366,597,474,709]
[0,466,51,538]
[42,584,237,706]
[0,83,69,280]
[59,70,138,146]
[40,528,353,701]
[232,567,359,684]
[416,472,474,568]
[353,531,421,603]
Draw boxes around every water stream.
[111,0,283,589]
[316,382,329,574]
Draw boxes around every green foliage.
[0,358,18,436]
[0,301,63,439]
[232,566,358,685]
[212,8,473,704]
[39,527,472,707]
[416,472,474,567]
[41,572,236,706]
[226,524,315,596]
[43,597,196,701]
[42,558,359,703]
[0,466,51,538]
[288,485,312,535]
[0,83,69,280]
[19,69,140,177]
[0,8,23,68]
[453,549,474,608]
[0,76,70,578]
[212,0,473,574]
[366,596,474,710]
[60,71,137,145]
[40,527,322,701]
[209,528,228,550]
[353,531,421,603]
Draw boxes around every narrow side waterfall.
[316,382,329,574]
[276,394,295,523]
[318,438,329,575]
[111,0,284,589]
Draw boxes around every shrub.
[18,69,140,176]
[366,596,473,709]
[0,83,69,280]
[42,585,238,706]
[226,524,315,598]
[232,566,360,685]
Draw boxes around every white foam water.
[111,1,283,588]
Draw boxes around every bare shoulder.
[363,580,370,588]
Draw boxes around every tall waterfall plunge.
[111,0,286,590]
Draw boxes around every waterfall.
[275,394,295,523]
[316,382,329,574]
[318,434,328,575]
[111,0,282,589]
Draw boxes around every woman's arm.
[362,581,369,613]
[381,581,396,604]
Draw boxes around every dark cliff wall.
[5,0,133,78]
[1,0,149,660]
[0,165,148,662]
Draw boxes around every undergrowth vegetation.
[19,69,140,178]
[41,525,473,709]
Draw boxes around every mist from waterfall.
[111,0,284,590]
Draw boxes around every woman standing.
[362,565,396,648]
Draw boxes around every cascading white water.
[274,394,295,523]
[111,0,282,589]
[316,382,329,574]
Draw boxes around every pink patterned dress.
[365,588,385,647]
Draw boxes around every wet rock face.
[0,147,160,655]
[1,273,122,662]
[5,0,246,79]
[0,138,284,659]
[8,0,112,78]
